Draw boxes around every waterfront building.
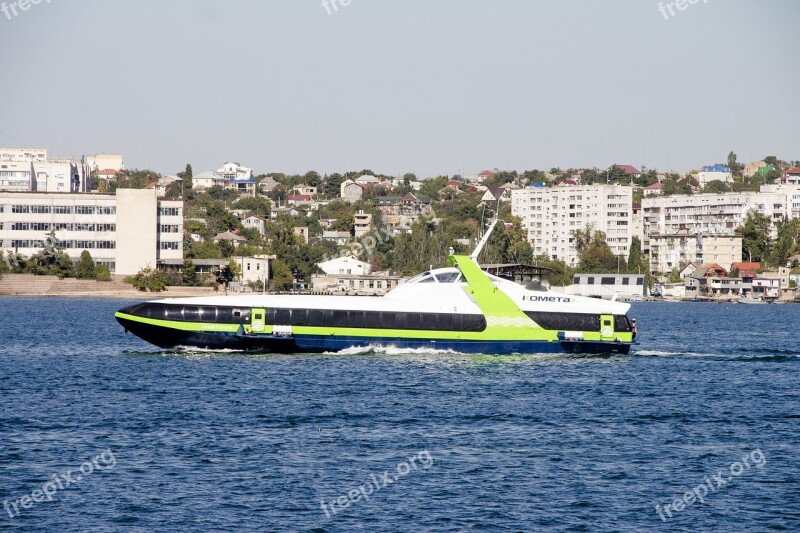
[564,273,647,299]
[0,189,182,275]
[311,271,402,295]
[511,183,634,267]
[235,255,275,287]
[317,255,371,276]
[647,233,742,273]
[642,188,800,272]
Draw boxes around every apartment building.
[0,189,182,275]
[0,147,91,193]
[85,154,124,172]
[642,191,791,237]
[648,233,742,273]
[641,186,800,272]
[511,184,634,267]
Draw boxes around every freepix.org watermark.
[320,450,434,518]
[655,448,766,522]
[658,0,709,21]
[1,0,51,22]
[3,449,117,519]
[321,208,437,264]
[321,0,353,16]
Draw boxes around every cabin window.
[525,312,600,331]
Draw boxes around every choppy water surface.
[1,298,798,531]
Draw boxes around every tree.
[485,217,533,264]
[736,210,772,263]
[178,164,193,191]
[627,236,646,273]
[125,266,168,292]
[95,264,112,282]
[532,254,574,287]
[704,180,729,194]
[192,241,223,259]
[76,250,97,279]
[234,196,271,218]
[181,259,200,286]
[302,171,321,187]
[228,258,242,282]
[770,218,800,266]
[727,151,743,175]
[573,227,620,273]
[269,259,294,291]
[321,173,344,199]
[29,231,74,278]
[419,176,449,200]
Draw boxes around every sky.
[1,0,798,178]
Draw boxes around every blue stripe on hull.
[291,334,631,355]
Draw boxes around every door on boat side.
[251,308,266,333]
[600,314,614,341]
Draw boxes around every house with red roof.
[145,180,166,197]
[95,168,120,180]
[781,167,800,185]
[644,182,662,197]
[287,194,313,206]
[615,164,641,178]
[480,187,511,204]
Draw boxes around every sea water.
[0,298,798,531]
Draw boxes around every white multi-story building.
[642,190,795,239]
[511,184,634,267]
[0,147,91,193]
[648,233,742,273]
[760,183,800,220]
[0,147,47,163]
[85,154,124,172]
[217,162,253,182]
[641,186,800,272]
[0,189,182,275]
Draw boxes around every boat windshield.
[435,272,462,283]
[406,269,464,284]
